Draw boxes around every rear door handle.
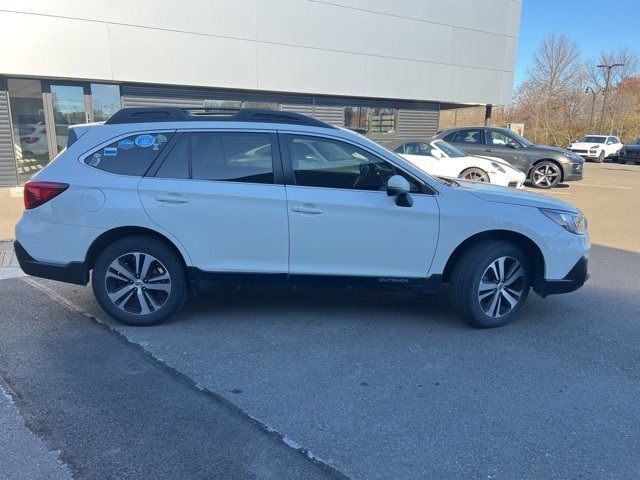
[155,194,190,204]
[291,205,324,215]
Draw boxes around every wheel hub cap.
[105,252,172,315]
[477,256,525,318]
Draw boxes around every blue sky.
[515,0,640,86]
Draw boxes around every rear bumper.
[14,241,88,285]
[537,255,589,297]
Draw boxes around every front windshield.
[579,136,606,143]
[433,140,467,158]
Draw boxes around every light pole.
[597,62,624,132]
[585,86,599,133]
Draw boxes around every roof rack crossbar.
[105,107,335,129]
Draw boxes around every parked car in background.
[380,138,526,188]
[617,138,640,164]
[434,127,584,189]
[18,123,49,156]
[568,135,622,163]
[14,107,590,329]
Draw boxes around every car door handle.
[291,205,324,215]
[155,194,190,204]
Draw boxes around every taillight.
[24,181,69,210]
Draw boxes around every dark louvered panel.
[312,105,344,126]
[0,79,18,186]
[397,108,440,138]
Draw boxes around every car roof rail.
[104,107,336,129]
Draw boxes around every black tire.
[529,160,561,189]
[92,236,188,326]
[449,241,531,328]
[459,167,490,182]
[595,150,604,163]
[617,156,627,164]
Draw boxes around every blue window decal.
[135,134,156,148]
[104,147,118,156]
[118,139,134,150]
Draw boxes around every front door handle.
[291,205,324,215]
[155,194,190,204]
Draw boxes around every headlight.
[540,208,588,234]
[490,162,506,173]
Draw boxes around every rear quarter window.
[84,132,173,176]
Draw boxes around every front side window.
[286,135,418,192]
[486,130,520,147]
[84,132,173,176]
[191,132,274,184]
[396,142,433,156]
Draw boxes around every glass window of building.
[368,108,396,135]
[7,78,49,184]
[50,84,87,153]
[90,84,121,122]
[344,106,369,133]
[204,99,242,109]
[242,101,279,110]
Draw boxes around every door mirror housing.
[506,141,520,149]
[431,149,443,159]
[387,175,413,207]
[606,141,613,145]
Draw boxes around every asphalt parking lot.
[1,162,639,479]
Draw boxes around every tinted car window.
[287,135,418,192]
[84,132,173,176]
[450,129,482,145]
[398,142,434,156]
[191,132,273,184]
[156,134,189,179]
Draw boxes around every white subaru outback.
[15,108,590,328]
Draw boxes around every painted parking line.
[572,183,632,190]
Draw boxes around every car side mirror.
[386,175,413,207]
[431,150,443,159]
[507,142,519,149]
[606,141,613,145]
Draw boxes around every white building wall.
[0,0,521,105]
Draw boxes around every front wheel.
[460,167,490,183]
[449,241,531,328]
[92,236,188,326]
[529,161,561,189]
[595,150,605,163]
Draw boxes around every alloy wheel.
[532,164,559,187]
[477,256,525,318]
[462,168,489,182]
[104,252,172,315]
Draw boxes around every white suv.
[15,108,590,328]
[568,135,622,162]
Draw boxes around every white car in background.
[568,135,622,162]
[381,138,526,189]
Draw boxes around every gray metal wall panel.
[312,106,344,126]
[397,109,440,138]
[280,104,314,116]
[0,78,18,187]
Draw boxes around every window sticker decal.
[89,153,101,166]
[155,134,168,144]
[135,134,156,148]
[118,139,134,150]
[104,147,118,156]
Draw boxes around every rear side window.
[190,132,274,184]
[84,132,173,176]
[450,129,482,145]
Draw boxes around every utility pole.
[484,104,493,126]
[597,62,623,133]
[585,86,598,133]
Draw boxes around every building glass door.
[49,84,88,154]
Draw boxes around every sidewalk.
[0,241,24,280]
[0,187,23,241]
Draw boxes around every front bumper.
[537,255,590,297]
[561,161,584,181]
[14,241,89,285]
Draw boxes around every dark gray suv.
[434,127,584,188]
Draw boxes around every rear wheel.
[92,236,188,326]
[460,167,490,182]
[449,241,531,328]
[530,161,561,189]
